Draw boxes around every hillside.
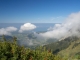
[44,36,79,54]
[1,35,80,60]
[44,36,80,60]
[58,39,80,60]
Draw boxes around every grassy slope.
[44,36,78,54]
[58,39,80,60]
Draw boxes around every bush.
[0,36,66,60]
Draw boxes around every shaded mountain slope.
[58,39,80,60]
[44,36,79,54]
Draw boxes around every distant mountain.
[0,35,13,41]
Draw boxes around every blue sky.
[0,0,80,23]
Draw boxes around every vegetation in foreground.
[1,35,80,60]
[0,35,67,60]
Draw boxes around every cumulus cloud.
[0,27,17,35]
[19,23,36,33]
[39,11,80,39]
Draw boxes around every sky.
[0,0,80,23]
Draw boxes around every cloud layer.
[39,11,80,39]
[19,23,36,33]
[0,11,80,45]
[0,27,17,35]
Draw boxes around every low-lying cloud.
[1,11,80,46]
[0,27,17,35]
[39,11,80,39]
[19,23,36,33]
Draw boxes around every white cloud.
[0,27,17,35]
[19,23,36,33]
[39,11,80,39]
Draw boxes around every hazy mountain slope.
[58,39,80,60]
[44,36,79,54]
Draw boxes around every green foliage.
[0,36,64,60]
